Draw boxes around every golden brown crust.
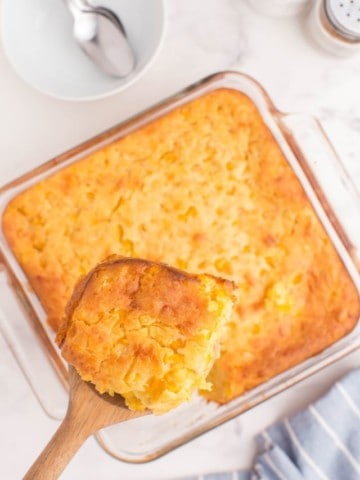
[57,256,235,345]
[2,88,359,404]
[57,256,237,413]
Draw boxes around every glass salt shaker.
[307,0,360,55]
[246,0,311,17]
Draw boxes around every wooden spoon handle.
[23,368,146,479]
[23,412,91,480]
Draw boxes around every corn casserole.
[57,256,237,414]
[2,89,359,404]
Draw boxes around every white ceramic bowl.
[1,0,166,101]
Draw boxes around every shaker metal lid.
[325,0,360,40]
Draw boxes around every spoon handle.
[23,409,93,480]
[23,368,145,479]
[63,0,87,15]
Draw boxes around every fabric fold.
[179,368,360,480]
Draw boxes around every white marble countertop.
[1,1,360,479]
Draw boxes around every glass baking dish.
[0,71,359,463]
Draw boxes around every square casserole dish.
[0,71,359,462]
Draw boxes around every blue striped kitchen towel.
[180,368,360,480]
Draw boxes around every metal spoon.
[64,0,135,78]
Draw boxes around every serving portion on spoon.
[24,256,237,479]
[64,0,135,77]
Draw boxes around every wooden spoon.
[24,366,148,480]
